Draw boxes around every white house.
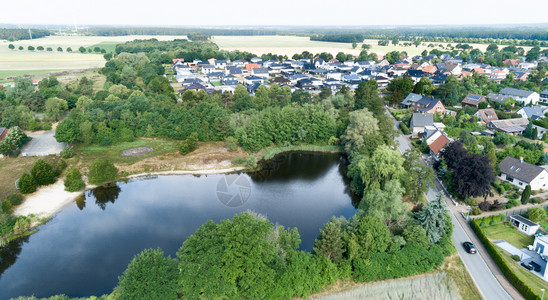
[540,89,548,103]
[517,105,545,119]
[532,235,548,280]
[499,87,539,105]
[510,215,540,236]
[498,156,548,191]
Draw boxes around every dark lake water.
[0,152,357,299]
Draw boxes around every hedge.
[470,219,540,300]
[399,122,411,135]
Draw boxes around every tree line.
[0,28,50,41]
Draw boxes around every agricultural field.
[213,35,541,58]
[0,35,181,81]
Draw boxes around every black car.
[463,241,477,254]
[530,261,542,272]
[521,262,534,270]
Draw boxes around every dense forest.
[0,28,50,41]
[87,27,278,36]
[310,33,365,43]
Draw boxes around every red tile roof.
[429,135,450,155]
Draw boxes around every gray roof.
[500,87,535,98]
[487,118,529,129]
[499,156,546,183]
[510,215,538,227]
[411,113,434,127]
[252,67,269,74]
[541,89,548,95]
[0,127,6,136]
[487,93,512,103]
[401,92,423,106]
[520,106,545,119]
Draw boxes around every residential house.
[429,134,451,159]
[487,92,512,105]
[214,59,230,69]
[461,93,487,108]
[401,92,423,108]
[498,156,548,190]
[411,96,445,115]
[406,69,426,83]
[270,76,291,85]
[227,67,244,77]
[509,215,540,236]
[221,75,238,86]
[499,87,539,105]
[375,75,390,88]
[512,71,528,82]
[251,67,269,78]
[430,74,448,85]
[421,65,437,75]
[250,57,262,64]
[504,59,521,67]
[517,105,545,119]
[540,89,548,103]
[200,65,216,74]
[244,75,265,86]
[533,235,548,260]
[410,113,434,135]
[486,118,529,135]
[245,63,260,71]
[487,67,509,81]
[474,108,499,124]
[313,58,326,69]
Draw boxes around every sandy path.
[14,167,246,218]
[13,180,82,218]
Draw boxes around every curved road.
[390,113,517,300]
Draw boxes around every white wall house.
[509,215,540,236]
[498,156,548,191]
[499,87,539,105]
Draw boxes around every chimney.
[520,157,524,163]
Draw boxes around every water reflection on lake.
[0,152,357,299]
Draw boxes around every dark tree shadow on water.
[0,235,30,281]
[88,184,121,211]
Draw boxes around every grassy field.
[85,41,120,53]
[213,35,543,58]
[75,138,180,166]
[0,35,181,79]
[309,254,480,300]
[0,156,58,200]
[482,223,534,249]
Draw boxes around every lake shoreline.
[13,166,247,220]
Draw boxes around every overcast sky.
[3,0,548,27]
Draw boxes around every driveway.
[20,130,65,157]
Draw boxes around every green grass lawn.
[86,42,120,53]
[211,81,222,86]
[0,69,57,80]
[482,223,534,249]
[75,138,179,166]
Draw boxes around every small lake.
[0,152,358,299]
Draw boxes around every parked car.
[463,241,477,254]
[521,262,534,270]
[529,261,542,272]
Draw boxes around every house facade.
[509,215,540,236]
[410,113,434,135]
[498,156,548,191]
[499,87,539,105]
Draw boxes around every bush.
[502,182,513,191]
[225,136,238,151]
[505,199,520,209]
[470,207,482,215]
[60,146,75,158]
[1,200,12,212]
[88,160,118,185]
[8,194,23,206]
[18,172,37,194]
[531,197,546,204]
[520,185,531,204]
[41,123,52,130]
[508,192,520,200]
[118,248,179,300]
[30,159,56,185]
[53,159,67,176]
[480,219,487,227]
[512,255,521,261]
[231,156,247,165]
[179,132,198,155]
[64,168,85,192]
[399,122,411,135]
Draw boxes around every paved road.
[20,130,65,157]
[389,110,516,300]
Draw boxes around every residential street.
[389,110,518,300]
